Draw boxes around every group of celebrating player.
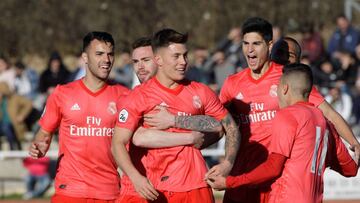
[29,17,359,203]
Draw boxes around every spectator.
[315,60,338,93]
[300,23,325,66]
[215,27,247,69]
[203,51,235,92]
[0,82,32,150]
[332,51,358,88]
[186,46,211,84]
[39,51,70,94]
[113,51,133,88]
[22,157,51,200]
[327,14,360,58]
[325,85,353,123]
[272,25,283,43]
[14,61,39,100]
[69,52,86,81]
[0,56,16,91]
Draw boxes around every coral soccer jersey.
[219,62,325,202]
[116,77,227,192]
[269,102,328,203]
[39,80,128,200]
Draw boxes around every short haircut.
[270,38,290,65]
[132,37,152,50]
[151,28,188,52]
[242,17,273,43]
[284,37,302,63]
[282,63,313,98]
[83,31,114,52]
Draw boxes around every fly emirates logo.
[239,102,276,124]
[70,116,114,136]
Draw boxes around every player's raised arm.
[318,101,360,164]
[111,126,159,200]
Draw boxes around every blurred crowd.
[1,15,360,153]
[0,14,360,199]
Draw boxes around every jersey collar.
[79,79,108,97]
[153,77,184,95]
[247,62,274,84]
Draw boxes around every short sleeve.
[309,86,324,107]
[219,77,232,105]
[326,121,354,168]
[116,89,144,131]
[202,85,228,121]
[38,86,62,133]
[270,110,297,157]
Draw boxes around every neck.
[250,61,271,80]
[289,96,308,106]
[156,72,179,89]
[82,74,106,92]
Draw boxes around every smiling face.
[132,46,158,83]
[82,39,114,81]
[155,43,188,82]
[242,32,271,73]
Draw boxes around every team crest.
[107,102,117,115]
[269,85,278,97]
[192,95,202,109]
[118,109,128,123]
[235,92,244,100]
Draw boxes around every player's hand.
[349,144,360,166]
[28,137,51,158]
[144,105,175,130]
[206,175,227,191]
[131,174,159,201]
[205,161,232,178]
[190,131,205,149]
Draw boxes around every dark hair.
[83,31,114,52]
[282,63,313,96]
[132,37,152,50]
[151,28,188,52]
[284,37,301,62]
[14,61,26,70]
[270,38,290,65]
[242,17,273,43]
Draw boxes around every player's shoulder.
[227,68,248,82]
[53,80,79,94]
[106,82,130,95]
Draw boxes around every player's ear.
[154,54,163,67]
[82,52,88,65]
[268,40,273,53]
[283,84,289,95]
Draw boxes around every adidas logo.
[70,103,81,111]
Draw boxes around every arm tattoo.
[175,115,222,132]
[221,113,241,164]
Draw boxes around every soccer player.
[117,37,216,203]
[207,63,358,203]
[29,31,129,203]
[271,36,360,163]
[206,17,360,203]
[112,28,240,203]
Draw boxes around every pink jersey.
[116,77,227,192]
[219,62,325,202]
[269,102,328,203]
[39,79,128,200]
